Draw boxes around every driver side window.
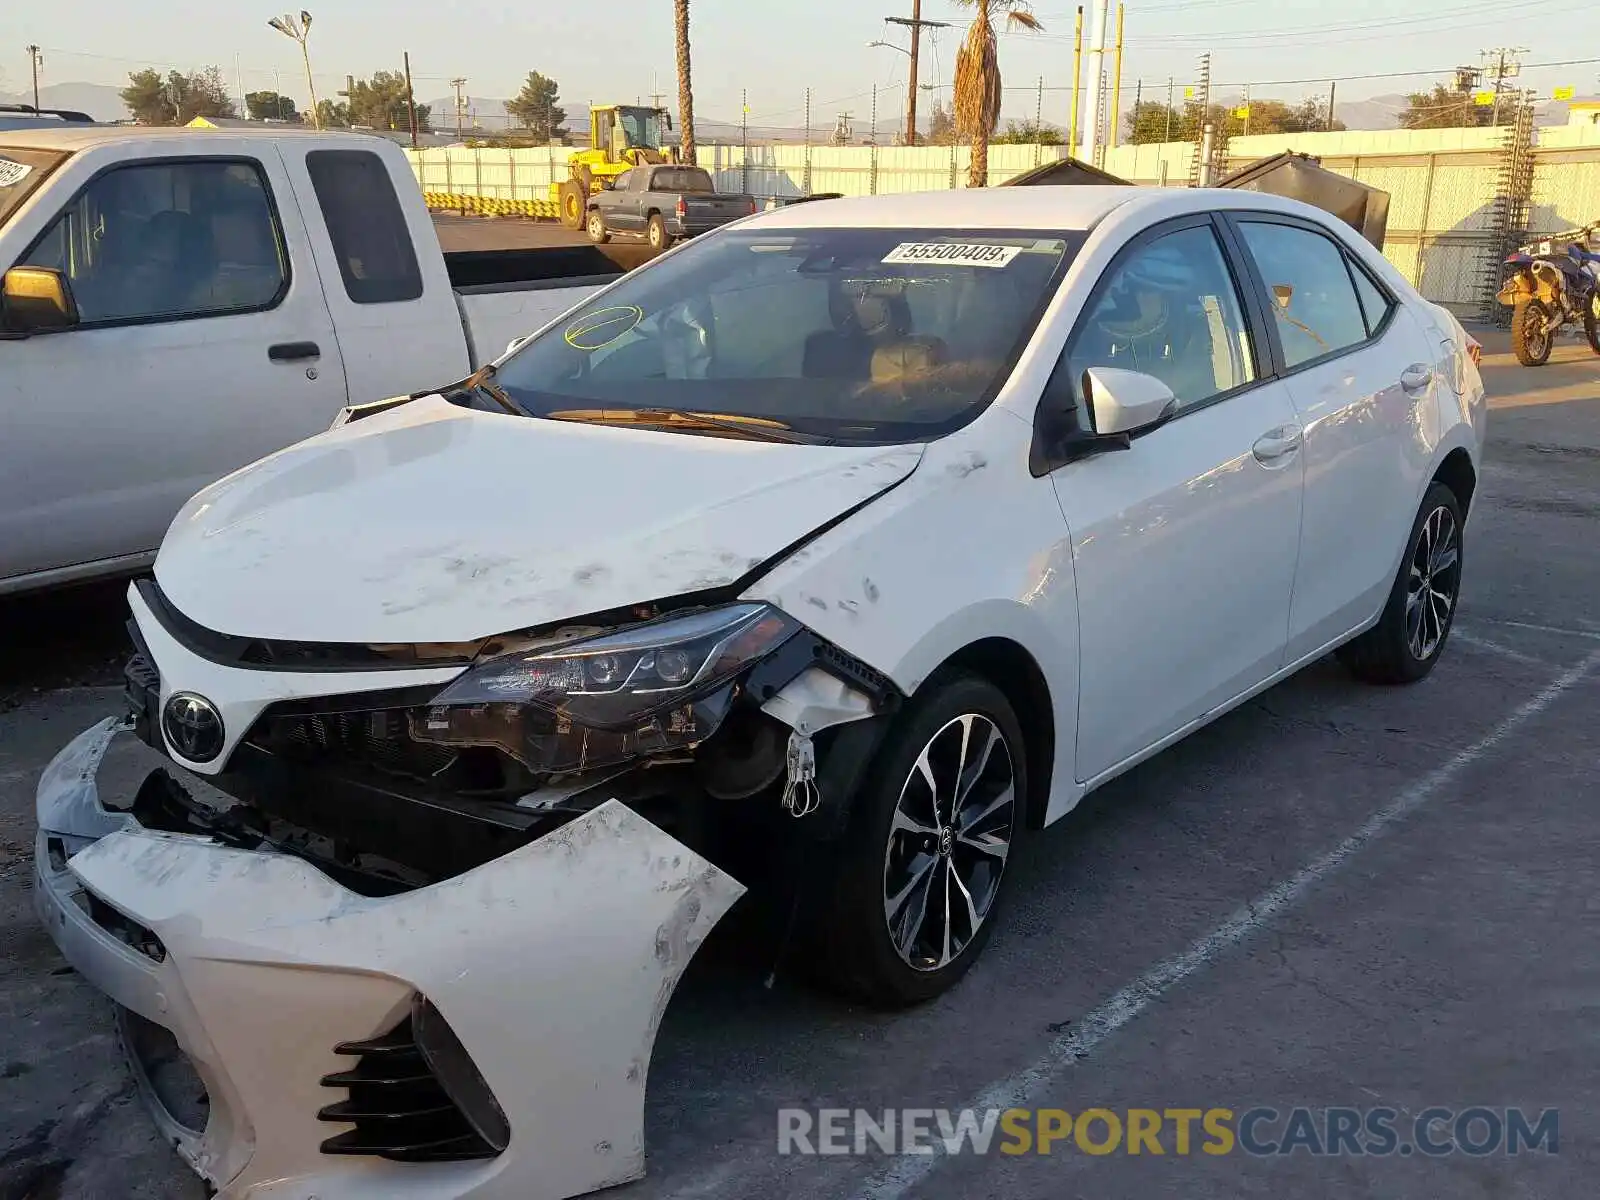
[1065,223,1256,414]
[20,158,286,327]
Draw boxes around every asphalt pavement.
[1,320,1597,1200]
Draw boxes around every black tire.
[647,213,672,252]
[558,181,584,230]
[1337,481,1464,685]
[586,207,610,244]
[1511,298,1553,366]
[1584,298,1600,356]
[810,674,1028,1008]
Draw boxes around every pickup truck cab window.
[1065,221,1257,415]
[305,148,423,304]
[492,226,1080,444]
[651,167,715,193]
[19,157,286,326]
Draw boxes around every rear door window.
[652,168,715,193]
[1236,220,1370,369]
[305,149,423,304]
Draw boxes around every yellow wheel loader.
[554,105,680,229]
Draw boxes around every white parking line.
[1481,618,1600,642]
[854,648,1600,1200]
[1451,627,1552,666]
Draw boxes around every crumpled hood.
[155,396,923,644]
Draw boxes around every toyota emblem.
[161,692,225,763]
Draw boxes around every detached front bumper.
[34,719,744,1200]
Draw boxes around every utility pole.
[1108,2,1125,156]
[1482,47,1527,126]
[1166,76,1174,142]
[1327,80,1337,131]
[451,77,468,139]
[1082,0,1110,164]
[1068,6,1084,160]
[886,6,950,146]
[403,51,419,147]
[26,45,42,111]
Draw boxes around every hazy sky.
[10,0,1599,125]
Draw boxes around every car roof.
[0,125,387,153]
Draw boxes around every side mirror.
[665,113,674,131]
[1083,366,1178,436]
[2,266,78,334]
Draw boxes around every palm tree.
[674,0,697,164]
[951,0,1042,188]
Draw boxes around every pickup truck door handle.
[1252,424,1304,466]
[268,341,321,363]
[1400,363,1433,396]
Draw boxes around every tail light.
[675,196,687,219]
[1466,334,1482,367]
[748,198,758,214]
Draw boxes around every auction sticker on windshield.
[883,242,1022,268]
[0,158,33,189]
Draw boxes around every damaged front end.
[35,581,900,1199]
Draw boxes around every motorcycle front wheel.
[1585,297,1600,356]
[1512,298,1554,366]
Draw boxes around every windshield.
[0,147,69,229]
[492,227,1080,444]
[619,109,665,151]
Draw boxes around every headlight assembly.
[411,604,800,774]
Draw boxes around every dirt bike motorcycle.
[1498,231,1600,366]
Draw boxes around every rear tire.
[810,674,1027,1009]
[1511,298,1553,365]
[586,208,610,244]
[1337,481,1464,685]
[647,213,671,252]
[1585,297,1600,355]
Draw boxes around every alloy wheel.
[1406,505,1460,661]
[882,714,1016,972]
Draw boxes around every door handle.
[1252,424,1304,466]
[268,341,321,363]
[1400,363,1433,396]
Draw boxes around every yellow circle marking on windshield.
[565,306,645,350]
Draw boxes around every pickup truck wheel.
[1337,481,1464,685]
[647,213,672,252]
[559,182,585,230]
[811,674,1026,1009]
[586,208,610,244]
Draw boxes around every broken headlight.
[411,604,799,774]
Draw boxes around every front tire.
[647,213,672,252]
[1584,296,1600,355]
[812,675,1026,1008]
[1337,481,1464,685]
[586,208,610,243]
[1512,298,1553,365]
[558,181,585,230]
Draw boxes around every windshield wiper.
[467,365,526,416]
[548,407,830,445]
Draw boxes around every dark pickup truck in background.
[586,164,757,251]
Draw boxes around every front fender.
[743,411,1085,823]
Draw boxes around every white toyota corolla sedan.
[35,186,1484,1200]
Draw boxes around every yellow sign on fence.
[1232,106,1250,120]
[1473,91,1496,107]
[1554,85,1575,101]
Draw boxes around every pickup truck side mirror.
[2,266,79,334]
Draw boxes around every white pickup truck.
[0,126,617,596]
